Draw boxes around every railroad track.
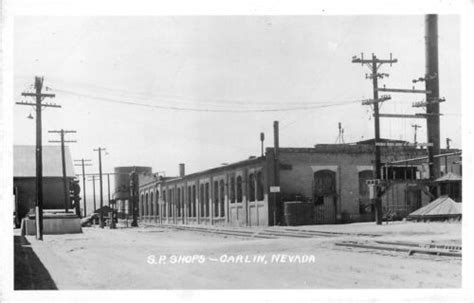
[335,240,462,257]
[147,223,380,239]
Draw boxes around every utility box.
[366,179,380,199]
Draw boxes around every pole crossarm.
[379,113,442,119]
[48,140,77,143]
[376,87,431,94]
[16,101,61,108]
[21,92,56,98]
[361,95,391,105]
[412,98,446,108]
[48,130,77,133]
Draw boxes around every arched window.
[200,184,205,216]
[214,180,219,216]
[168,189,172,217]
[205,183,210,217]
[155,189,160,216]
[145,193,149,216]
[150,192,154,216]
[237,176,243,203]
[248,173,256,202]
[187,186,192,217]
[140,194,144,217]
[220,180,225,217]
[177,187,181,217]
[192,185,196,217]
[162,190,166,217]
[256,171,264,201]
[230,176,236,203]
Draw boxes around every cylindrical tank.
[114,166,152,200]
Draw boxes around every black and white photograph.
[1,1,473,302]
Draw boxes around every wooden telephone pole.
[74,159,92,216]
[16,77,60,240]
[411,124,422,146]
[48,129,77,213]
[352,53,397,225]
[93,147,106,227]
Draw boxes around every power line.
[54,88,361,113]
[39,76,351,107]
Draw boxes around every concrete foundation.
[21,213,82,236]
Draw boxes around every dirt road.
[18,222,461,289]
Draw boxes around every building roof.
[407,196,461,218]
[435,172,462,182]
[355,138,410,145]
[14,145,75,177]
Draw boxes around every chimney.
[179,163,185,177]
[273,121,279,159]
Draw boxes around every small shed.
[406,195,461,221]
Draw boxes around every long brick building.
[133,142,461,227]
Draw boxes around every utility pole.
[273,121,281,225]
[93,147,106,227]
[48,129,77,213]
[74,159,92,216]
[352,53,397,225]
[16,76,60,240]
[89,175,97,213]
[107,173,111,206]
[411,124,422,146]
[445,138,451,174]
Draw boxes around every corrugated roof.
[435,172,462,182]
[408,196,461,217]
[14,145,75,177]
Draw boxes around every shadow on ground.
[14,235,57,290]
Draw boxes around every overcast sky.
[13,16,461,202]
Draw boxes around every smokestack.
[273,121,279,158]
[260,132,265,157]
[179,163,185,177]
[425,14,441,181]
